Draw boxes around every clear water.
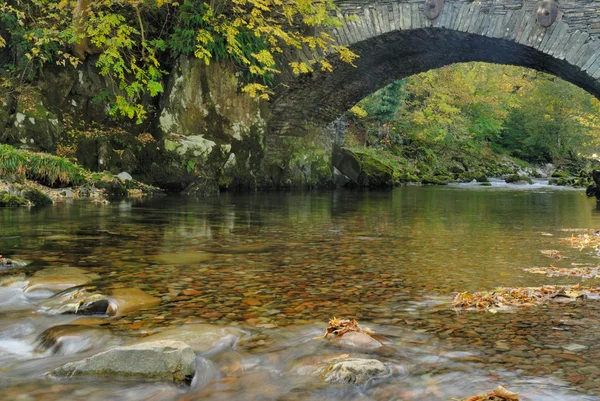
[1,186,600,400]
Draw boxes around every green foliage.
[346,62,600,173]
[498,75,600,162]
[0,0,357,120]
[359,80,407,123]
[168,0,274,85]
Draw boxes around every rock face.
[0,56,339,193]
[51,340,196,383]
[158,56,268,193]
[324,358,390,384]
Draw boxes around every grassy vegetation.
[0,144,87,187]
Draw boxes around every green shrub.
[0,145,86,187]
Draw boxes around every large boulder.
[51,340,196,383]
[332,147,394,188]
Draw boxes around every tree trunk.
[72,0,92,60]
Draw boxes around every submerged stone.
[139,324,244,354]
[0,273,27,286]
[146,252,213,265]
[39,286,160,316]
[108,288,161,316]
[51,340,196,383]
[39,286,109,315]
[332,331,383,350]
[36,324,118,355]
[0,257,29,269]
[24,267,99,295]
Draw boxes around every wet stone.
[36,324,118,355]
[0,257,29,269]
[324,358,390,384]
[51,340,196,383]
[24,267,100,296]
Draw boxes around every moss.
[505,174,532,184]
[0,192,28,207]
[551,170,570,178]
[398,173,419,183]
[21,188,53,206]
[422,175,451,185]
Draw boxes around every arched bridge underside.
[268,0,600,135]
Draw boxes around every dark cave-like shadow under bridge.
[268,0,600,135]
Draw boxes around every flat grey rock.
[51,340,196,383]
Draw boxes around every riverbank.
[0,140,596,208]
[0,144,162,206]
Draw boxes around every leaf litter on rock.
[453,284,597,311]
[524,265,600,278]
[458,385,520,401]
[322,317,374,338]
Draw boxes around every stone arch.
[268,0,600,135]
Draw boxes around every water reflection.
[1,187,600,400]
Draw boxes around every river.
[1,184,600,400]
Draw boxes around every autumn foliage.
[0,0,357,122]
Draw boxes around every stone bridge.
[268,0,600,135]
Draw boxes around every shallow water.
[2,186,600,400]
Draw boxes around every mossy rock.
[474,173,488,183]
[551,171,570,178]
[505,174,532,184]
[356,153,394,188]
[94,178,128,199]
[21,188,52,206]
[398,173,419,183]
[480,181,492,186]
[422,175,451,185]
[0,192,29,207]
